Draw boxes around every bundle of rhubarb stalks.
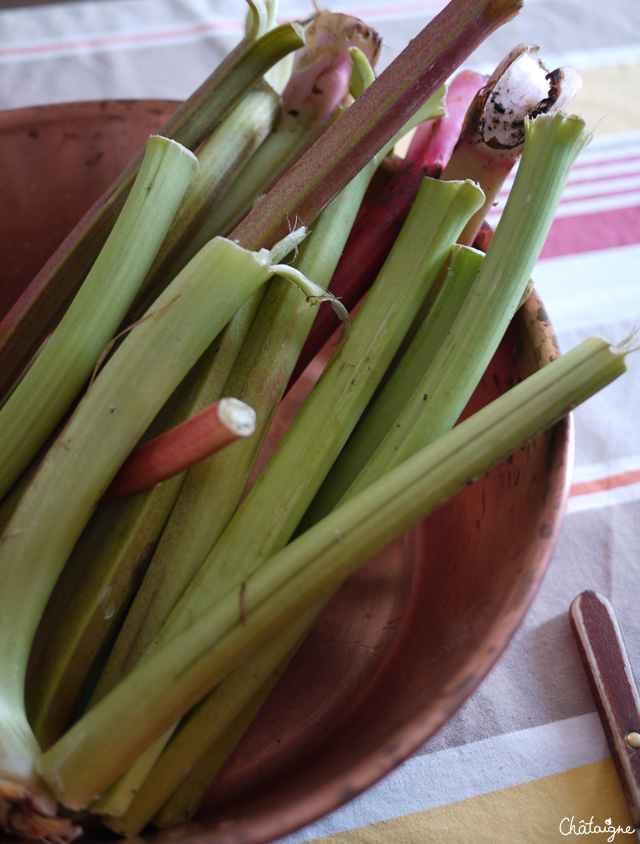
[0,0,635,840]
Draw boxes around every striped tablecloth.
[1,1,639,842]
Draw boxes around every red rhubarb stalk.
[101,398,256,504]
[405,68,488,169]
[289,68,486,386]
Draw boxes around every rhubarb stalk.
[307,111,591,519]
[178,11,382,254]
[0,232,309,838]
[101,398,257,503]
[0,136,198,502]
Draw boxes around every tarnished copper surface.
[0,99,176,317]
[0,101,573,844]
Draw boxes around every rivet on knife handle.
[570,589,640,827]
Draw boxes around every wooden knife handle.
[570,589,640,826]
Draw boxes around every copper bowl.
[0,101,573,844]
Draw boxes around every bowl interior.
[0,101,572,844]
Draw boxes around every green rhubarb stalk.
[127,82,282,322]
[441,44,583,245]
[90,75,446,716]
[153,670,292,829]
[123,2,297,321]
[107,248,482,835]
[154,664,294,830]
[0,11,304,403]
[25,475,187,751]
[24,225,305,751]
[0,232,307,839]
[79,176,483,819]
[37,334,632,812]
[0,136,199,502]
[111,607,324,833]
[302,243,484,528]
[309,111,591,515]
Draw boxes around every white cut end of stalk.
[218,398,257,437]
[551,66,583,113]
[149,135,199,168]
[480,45,582,148]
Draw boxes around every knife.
[570,590,640,839]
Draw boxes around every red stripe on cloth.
[496,156,640,206]
[563,183,640,203]
[571,154,640,175]
[1,2,449,61]
[280,1,447,21]
[571,169,640,188]
[570,469,640,497]
[541,204,640,258]
[1,2,451,62]
[0,20,241,60]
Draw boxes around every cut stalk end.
[218,397,257,438]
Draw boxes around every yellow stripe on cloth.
[307,760,635,844]
[573,63,640,132]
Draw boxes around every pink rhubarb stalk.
[101,398,256,503]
